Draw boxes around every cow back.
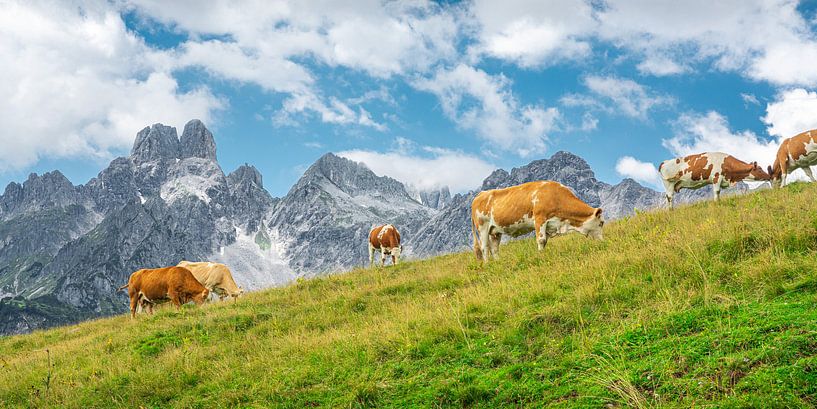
[369,224,401,249]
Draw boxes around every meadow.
[2,183,817,408]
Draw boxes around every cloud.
[763,88,817,138]
[412,64,560,156]
[662,111,778,165]
[615,156,661,187]
[468,0,594,67]
[562,76,671,119]
[0,1,224,171]
[635,54,689,76]
[596,0,817,86]
[126,0,462,130]
[338,141,496,193]
[741,93,760,107]
[275,94,386,131]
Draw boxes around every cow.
[177,261,244,301]
[117,266,209,318]
[658,152,770,208]
[470,181,604,261]
[368,224,402,266]
[768,129,817,188]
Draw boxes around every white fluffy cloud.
[615,156,661,187]
[469,0,817,86]
[662,111,779,165]
[597,0,817,86]
[562,76,671,119]
[338,141,496,193]
[0,1,223,171]
[413,64,560,156]
[468,0,594,67]
[126,0,461,130]
[763,88,817,138]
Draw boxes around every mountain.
[267,153,435,274]
[0,123,752,335]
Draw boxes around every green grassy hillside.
[3,183,817,408]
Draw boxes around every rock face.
[180,119,217,160]
[0,126,759,335]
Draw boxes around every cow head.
[192,288,210,305]
[391,245,402,263]
[746,161,771,181]
[580,208,605,240]
[231,286,245,301]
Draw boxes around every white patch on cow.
[790,136,817,169]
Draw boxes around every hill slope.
[2,183,817,407]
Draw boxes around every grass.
[2,183,817,407]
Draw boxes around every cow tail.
[116,283,129,292]
[472,219,483,261]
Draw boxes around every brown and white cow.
[659,152,770,208]
[177,261,244,301]
[470,181,604,261]
[768,129,817,188]
[117,266,209,318]
[368,224,402,266]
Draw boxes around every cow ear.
[752,161,758,168]
[594,208,603,218]
[767,165,773,174]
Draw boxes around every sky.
[2,0,817,197]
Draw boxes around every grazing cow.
[659,152,770,208]
[368,224,402,266]
[769,129,817,188]
[118,266,209,318]
[177,261,244,301]
[471,181,604,261]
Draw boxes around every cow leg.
[712,182,721,202]
[661,180,675,209]
[479,226,492,260]
[534,219,548,251]
[489,233,501,260]
[129,294,139,319]
[368,243,375,267]
[804,166,816,182]
[380,251,386,267]
[391,254,397,265]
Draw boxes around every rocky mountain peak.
[180,119,217,161]
[300,153,411,199]
[481,169,511,190]
[227,164,264,189]
[130,123,180,164]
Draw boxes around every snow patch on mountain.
[211,227,294,290]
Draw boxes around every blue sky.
[2,1,817,197]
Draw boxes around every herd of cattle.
[119,128,817,317]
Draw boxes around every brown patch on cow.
[682,153,714,181]
[722,156,769,182]
[369,224,401,250]
[676,158,681,164]
[123,266,209,318]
